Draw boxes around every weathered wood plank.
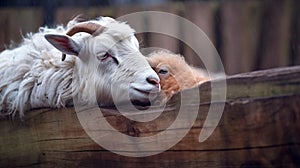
[257,0,293,70]
[55,7,113,25]
[1,66,300,167]
[1,1,299,75]
[0,8,43,51]
[143,3,182,54]
[220,1,263,75]
[289,0,300,66]
[183,1,218,69]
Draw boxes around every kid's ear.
[45,34,81,56]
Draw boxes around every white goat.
[146,50,209,102]
[0,17,160,117]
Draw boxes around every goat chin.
[130,91,158,105]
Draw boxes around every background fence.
[0,0,299,75]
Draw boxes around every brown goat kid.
[146,50,209,102]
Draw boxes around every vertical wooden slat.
[113,4,141,18]
[257,0,292,70]
[183,1,218,70]
[55,7,113,25]
[1,2,297,73]
[220,1,263,75]
[289,0,300,65]
[143,3,181,54]
[113,5,147,47]
[0,8,43,51]
[0,11,9,50]
[184,1,217,47]
[296,1,300,65]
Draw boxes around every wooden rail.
[1,66,300,167]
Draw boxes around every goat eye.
[103,52,111,59]
[97,52,111,61]
[158,69,169,75]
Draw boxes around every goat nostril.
[147,77,160,87]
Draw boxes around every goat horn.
[62,22,106,61]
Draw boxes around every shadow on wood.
[1,66,300,167]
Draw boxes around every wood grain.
[1,66,300,167]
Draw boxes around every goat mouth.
[129,87,160,105]
[130,89,154,107]
[134,88,151,95]
[131,87,159,101]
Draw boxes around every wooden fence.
[0,0,299,75]
[1,66,300,167]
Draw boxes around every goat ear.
[45,34,81,56]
